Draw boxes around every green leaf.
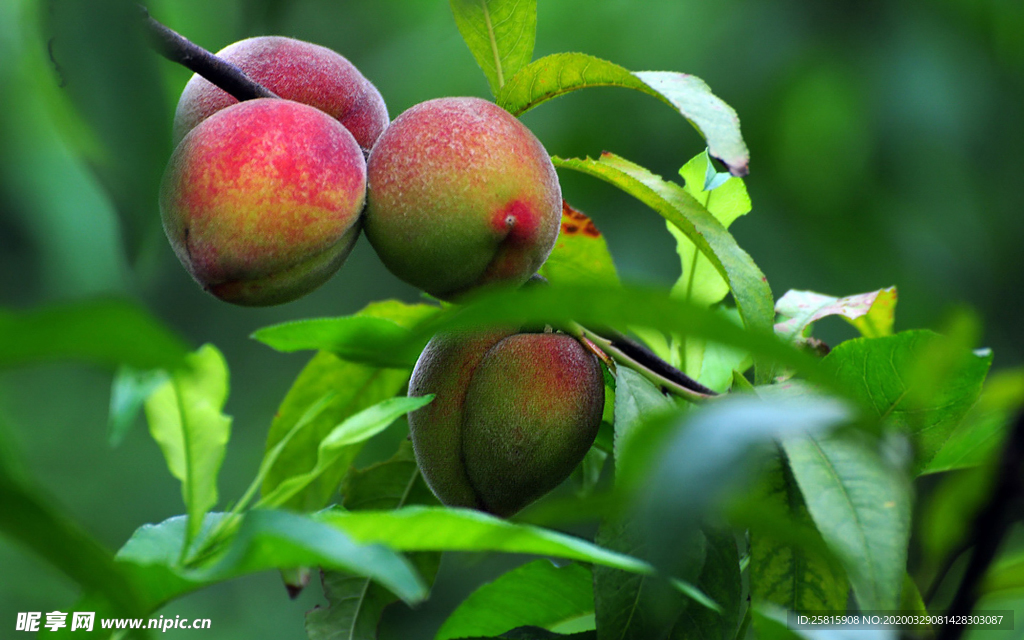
[117,510,427,607]
[670,529,742,640]
[593,519,707,640]
[144,344,232,549]
[695,308,754,394]
[748,454,848,612]
[341,440,441,512]
[108,365,168,446]
[496,54,749,175]
[901,573,932,633]
[612,367,676,475]
[261,301,435,512]
[621,393,854,516]
[259,395,430,509]
[307,441,441,640]
[774,288,897,342]
[552,155,773,382]
[0,445,146,615]
[450,0,537,95]
[251,316,423,368]
[315,506,652,574]
[437,560,594,640]
[983,551,1024,596]
[0,298,188,370]
[539,200,620,287]
[782,434,911,610]
[924,368,1024,474]
[305,285,821,389]
[670,150,752,310]
[823,330,992,473]
[262,352,411,512]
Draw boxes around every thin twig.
[602,327,719,396]
[137,5,277,102]
[936,411,1024,640]
[581,327,717,404]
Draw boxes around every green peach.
[172,36,389,152]
[408,330,604,517]
[364,97,562,300]
[160,98,366,306]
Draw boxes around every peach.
[364,97,561,300]
[172,36,389,152]
[408,329,605,517]
[159,98,366,306]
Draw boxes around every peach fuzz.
[160,98,366,306]
[408,330,604,517]
[364,97,561,300]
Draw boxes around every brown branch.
[137,5,277,102]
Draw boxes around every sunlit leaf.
[774,288,897,342]
[823,330,992,473]
[667,152,750,383]
[782,434,911,610]
[144,345,232,548]
[258,395,432,508]
[539,201,620,287]
[552,155,773,382]
[315,506,652,575]
[497,53,749,175]
[0,299,188,370]
[671,150,752,309]
[437,560,594,640]
[261,300,434,512]
[117,510,426,607]
[450,0,537,95]
[251,316,423,368]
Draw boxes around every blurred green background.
[1,0,1022,637]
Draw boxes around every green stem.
[578,325,716,403]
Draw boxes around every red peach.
[160,98,366,306]
[364,97,562,300]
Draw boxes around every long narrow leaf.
[552,154,773,382]
[144,345,232,550]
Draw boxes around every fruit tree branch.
[137,5,277,102]
[580,327,717,403]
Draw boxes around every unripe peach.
[172,36,389,152]
[408,329,604,517]
[160,98,366,306]
[364,97,562,300]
